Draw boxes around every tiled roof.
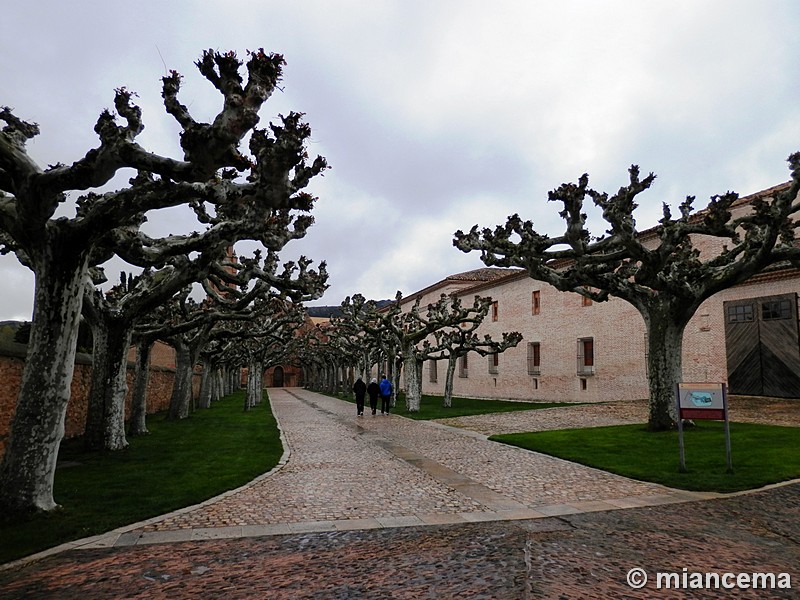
[445,268,522,282]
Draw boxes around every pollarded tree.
[0,49,327,514]
[82,247,228,451]
[421,301,523,408]
[338,292,517,412]
[336,293,404,402]
[455,156,800,430]
[400,294,522,411]
[329,294,383,384]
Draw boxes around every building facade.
[400,184,800,403]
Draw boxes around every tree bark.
[169,340,194,420]
[443,354,458,408]
[401,343,424,412]
[213,367,224,402]
[84,317,133,451]
[129,339,154,436]
[639,300,690,430]
[197,358,213,409]
[246,359,262,410]
[0,248,89,513]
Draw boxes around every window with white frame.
[488,352,499,374]
[459,353,469,378]
[527,342,541,375]
[429,359,438,383]
[577,337,595,375]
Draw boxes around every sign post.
[675,382,732,474]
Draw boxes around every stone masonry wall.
[403,270,800,404]
[0,341,201,460]
[398,189,800,404]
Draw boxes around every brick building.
[397,183,800,403]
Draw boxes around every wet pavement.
[0,389,798,598]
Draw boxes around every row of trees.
[2,45,798,518]
[300,291,523,411]
[0,50,328,515]
[302,152,799,430]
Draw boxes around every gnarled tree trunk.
[169,340,194,420]
[84,317,133,451]
[403,355,423,412]
[443,354,458,408]
[129,338,154,436]
[638,299,691,431]
[246,359,263,410]
[0,248,90,513]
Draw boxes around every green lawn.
[332,391,575,420]
[491,421,800,493]
[0,391,282,565]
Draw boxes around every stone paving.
[0,389,798,598]
[122,389,690,538]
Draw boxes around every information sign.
[675,382,732,474]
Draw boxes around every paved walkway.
[1,389,798,598]
[107,389,701,542]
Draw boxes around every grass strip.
[330,391,576,420]
[0,390,282,565]
[491,421,800,493]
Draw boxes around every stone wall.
[0,341,200,460]
[392,186,800,404]
[397,268,800,404]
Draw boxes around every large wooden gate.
[724,293,800,397]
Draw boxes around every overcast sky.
[2,1,799,320]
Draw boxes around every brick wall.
[0,341,200,459]
[401,268,800,404]
[394,187,800,404]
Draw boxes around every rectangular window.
[727,304,754,323]
[429,359,438,383]
[459,354,469,378]
[577,337,595,375]
[532,291,541,315]
[491,301,499,321]
[527,342,541,375]
[488,352,499,374]
[762,299,791,321]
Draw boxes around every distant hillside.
[306,299,393,319]
[306,306,343,318]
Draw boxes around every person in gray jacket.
[367,378,381,415]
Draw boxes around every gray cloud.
[2,0,799,318]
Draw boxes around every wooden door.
[272,366,285,387]
[724,294,800,397]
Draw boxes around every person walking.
[379,374,393,415]
[353,377,367,416]
[367,378,381,415]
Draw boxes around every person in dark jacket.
[353,377,367,416]
[367,378,381,415]
[379,374,393,415]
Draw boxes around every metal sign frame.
[675,382,732,474]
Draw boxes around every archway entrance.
[272,366,285,387]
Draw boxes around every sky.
[2,1,799,320]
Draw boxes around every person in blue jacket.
[379,374,393,415]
